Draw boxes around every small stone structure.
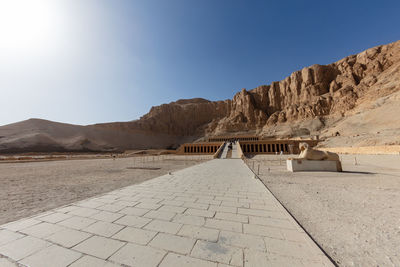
[287,143,342,172]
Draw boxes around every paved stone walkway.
[0,159,333,266]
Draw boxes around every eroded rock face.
[97,40,400,140]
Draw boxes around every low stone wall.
[319,145,400,155]
[236,142,244,159]
[213,142,226,158]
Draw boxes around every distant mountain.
[1,40,399,152]
[0,118,189,153]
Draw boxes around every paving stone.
[185,208,215,218]
[135,202,162,210]
[183,202,209,210]
[75,200,104,209]
[248,216,295,229]
[215,212,248,223]
[119,207,150,216]
[172,214,206,226]
[89,211,124,223]
[57,216,97,230]
[149,233,196,254]
[92,197,118,204]
[264,237,316,259]
[2,218,41,232]
[215,196,238,202]
[109,242,166,266]
[72,235,125,259]
[191,240,243,266]
[205,219,242,233]
[238,199,265,205]
[221,201,250,208]
[114,215,151,228]
[243,224,283,239]
[158,205,187,213]
[144,219,182,234]
[19,244,81,267]
[244,248,269,267]
[175,196,196,202]
[113,200,139,207]
[97,204,125,213]
[68,207,100,217]
[161,200,185,206]
[144,210,176,221]
[0,258,17,267]
[197,198,222,205]
[280,229,309,242]
[138,197,163,204]
[0,229,24,246]
[55,206,80,213]
[20,222,66,238]
[69,255,120,267]
[83,221,124,237]
[250,203,278,211]
[38,212,72,223]
[178,224,219,242]
[237,208,286,219]
[46,228,92,248]
[0,236,49,261]
[112,226,157,245]
[219,231,265,250]
[159,252,217,267]
[265,251,304,266]
[208,205,237,214]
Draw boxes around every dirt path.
[0,155,210,225]
[245,154,400,267]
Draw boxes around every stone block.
[19,244,81,267]
[159,253,217,267]
[112,226,157,245]
[177,225,219,242]
[287,159,342,172]
[109,243,166,266]
[149,233,196,254]
[72,235,125,259]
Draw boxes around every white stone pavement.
[0,159,333,267]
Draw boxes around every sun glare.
[0,0,62,59]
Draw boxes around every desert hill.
[0,119,189,153]
[1,40,399,153]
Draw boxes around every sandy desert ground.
[245,154,400,267]
[0,155,210,225]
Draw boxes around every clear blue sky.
[0,0,399,126]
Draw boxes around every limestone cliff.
[100,40,400,140]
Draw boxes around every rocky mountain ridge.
[98,40,400,138]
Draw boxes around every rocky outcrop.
[97,40,400,139]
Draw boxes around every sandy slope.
[0,119,193,153]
